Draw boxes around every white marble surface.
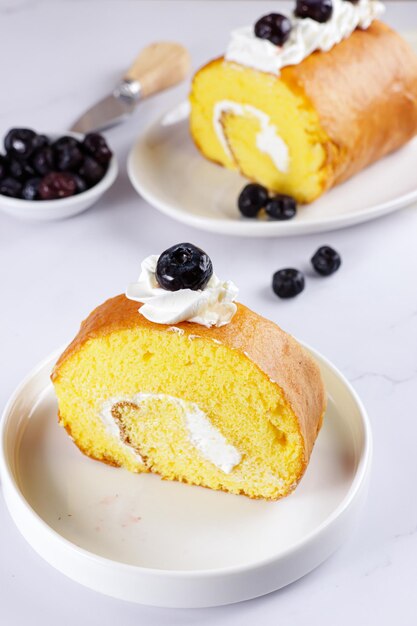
[1,0,417,623]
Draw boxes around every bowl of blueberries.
[0,128,117,220]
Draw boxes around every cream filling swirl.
[213,100,290,172]
[99,394,242,474]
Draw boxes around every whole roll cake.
[189,1,417,203]
[52,245,326,501]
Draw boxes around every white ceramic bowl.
[0,132,118,221]
[0,344,372,608]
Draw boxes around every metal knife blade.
[70,78,141,133]
[70,42,191,134]
[70,91,138,134]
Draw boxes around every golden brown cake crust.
[52,295,326,468]
[191,21,417,196]
[282,21,417,188]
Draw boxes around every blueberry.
[51,136,83,172]
[295,0,333,23]
[254,13,292,46]
[38,172,77,200]
[0,177,22,198]
[73,174,87,194]
[265,194,297,220]
[33,134,50,150]
[21,177,42,200]
[0,155,8,179]
[272,268,305,298]
[8,157,35,181]
[311,246,341,276]
[56,144,83,171]
[78,156,104,186]
[52,136,80,152]
[238,183,269,218]
[32,146,55,175]
[156,243,213,291]
[82,133,112,166]
[4,128,37,159]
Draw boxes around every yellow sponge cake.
[190,2,417,203]
[52,244,326,500]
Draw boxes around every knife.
[70,42,191,134]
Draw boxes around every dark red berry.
[21,177,42,200]
[238,183,269,217]
[272,268,305,298]
[78,156,104,185]
[0,177,22,198]
[311,246,341,276]
[38,172,77,200]
[4,128,37,159]
[82,133,112,166]
[32,147,55,176]
[265,194,297,220]
[295,0,333,23]
[254,13,292,46]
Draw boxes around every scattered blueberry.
[0,177,22,198]
[82,133,112,166]
[295,0,333,23]
[238,183,269,217]
[32,146,55,176]
[156,243,213,291]
[4,128,37,159]
[21,177,42,200]
[265,194,297,220]
[311,246,341,276]
[272,268,305,298]
[254,13,292,46]
[38,172,77,200]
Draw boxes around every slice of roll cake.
[52,244,326,500]
[189,1,417,203]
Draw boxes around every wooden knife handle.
[124,42,191,98]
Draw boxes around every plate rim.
[127,102,417,238]
[0,342,372,580]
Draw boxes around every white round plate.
[0,345,371,608]
[128,101,417,237]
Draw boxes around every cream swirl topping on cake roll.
[225,0,385,75]
[126,255,238,327]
